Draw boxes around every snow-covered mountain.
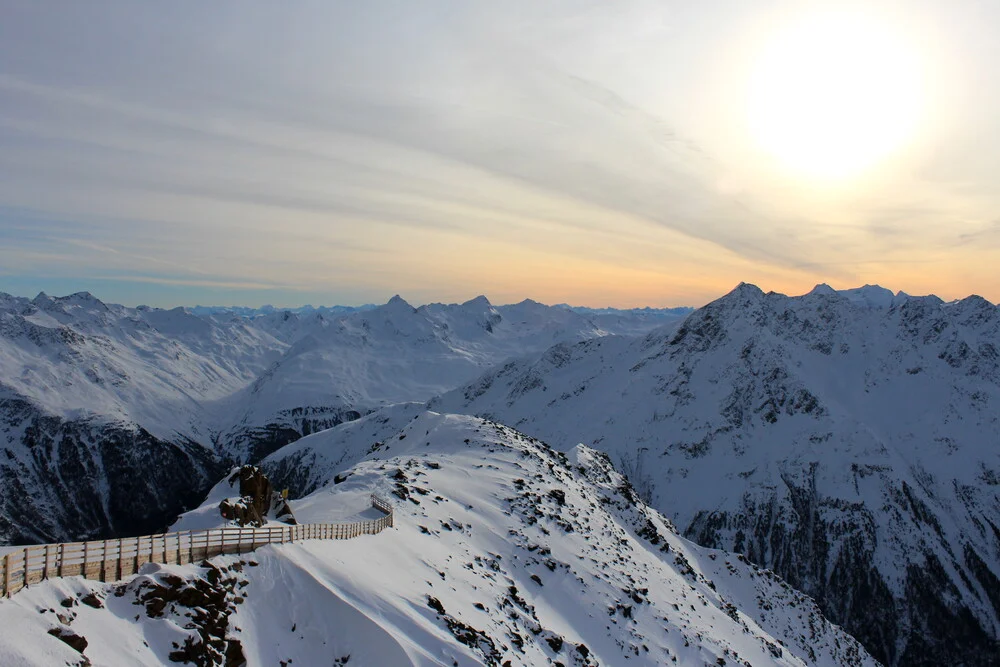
[0,411,877,667]
[201,295,685,461]
[0,292,287,544]
[0,291,681,544]
[432,283,1000,666]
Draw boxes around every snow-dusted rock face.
[433,284,1000,666]
[0,291,679,543]
[0,411,877,667]
[0,395,222,544]
[0,292,278,544]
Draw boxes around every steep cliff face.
[434,283,1000,666]
[0,396,223,544]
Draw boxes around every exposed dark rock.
[222,407,363,463]
[124,561,247,666]
[48,626,88,653]
[0,396,223,544]
[219,465,296,527]
[80,593,104,609]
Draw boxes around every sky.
[2,0,1000,308]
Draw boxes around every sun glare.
[748,11,924,182]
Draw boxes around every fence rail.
[1,494,393,598]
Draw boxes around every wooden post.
[3,553,9,596]
[57,543,65,577]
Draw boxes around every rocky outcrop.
[218,465,295,527]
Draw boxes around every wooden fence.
[1,494,394,598]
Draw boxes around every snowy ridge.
[432,283,1000,666]
[0,411,877,667]
[0,290,682,544]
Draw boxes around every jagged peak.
[732,281,765,295]
[713,282,765,306]
[386,294,413,308]
[955,294,994,308]
[461,295,492,309]
[368,294,417,320]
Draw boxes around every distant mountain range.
[187,301,693,320]
[0,290,686,544]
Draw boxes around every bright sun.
[748,11,924,182]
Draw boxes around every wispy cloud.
[2,1,1000,305]
[89,275,287,290]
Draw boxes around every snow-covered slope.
[218,295,682,461]
[432,283,1000,667]
[0,290,680,544]
[0,411,876,667]
[0,292,287,543]
[0,292,286,437]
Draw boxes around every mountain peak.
[461,295,492,309]
[385,294,416,310]
[808,283,837,296]
[840,284,896,308]
[718,282,765,304]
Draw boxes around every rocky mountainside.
[0,292,283,544]
[0,411,878,667]
[432,283,1000,666]
[0,291,681,544]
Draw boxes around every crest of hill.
[148,410,878,667]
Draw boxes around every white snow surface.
[431,283,1000,658]
[0,291,683,451]
[0,411,876,667]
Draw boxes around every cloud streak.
[2,1,1000,305]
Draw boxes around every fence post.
[3,553,8,596]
